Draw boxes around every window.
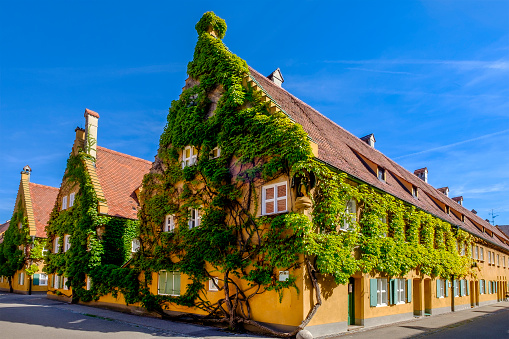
[412,186,418,198]
[454,280,459,297]
[480,247,484,261]
[158,271,180,296]
[262,182,288,215]
[377,167,386,181]
[69,192,75,208]
[18,272,24,286]
[480,280,485,294]
[475,245,479,260]
[504,256,506,268]
[461,243,465,256]
[342,199,357,231]
[188,209,201,229]
[54,237,60,253]
[461,280,467,296]
[181,146,198,168]
[64,235,71,252]
[53,275,60,289]
[209,277,219,291]
[18,222,22,229]
[86,276,92,290]
[210,147,221,159]
[376,278,388,306]
[395,279,406,304]
[39,274,48,286]
[437,279,445,298]
[379,215,388,237]
[63,277,69,290]
[164,214,175,232]
[488,251,492,264]
[497,254,500,266]
[62,196,67,210]
[131,239,140,253]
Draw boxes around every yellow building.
[0,166,58,294]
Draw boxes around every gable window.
[131,239,141,253]
[69,193,75,208]
[411,186,418,198]
[158,271,180,296]
[62,196,68,210]
[210,147,221,159]
[377,167,386,181]
[164,214,175,232]
[209,277,219,291]
[342,199,357,231]
[376,278,388,306]
[64,235,71,252]
[262,182,288,215]
[54,237,60,253]
[182,146,198,168]
[188,209,201,229]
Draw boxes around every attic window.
[377,167,386,181]
[411,186,418,198]
[446,206,450,215]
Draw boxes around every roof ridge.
[29,182,59,190]
[97,146,152,164]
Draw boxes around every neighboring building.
[0,166,58,294]
[45,109,151,303]
[497,225,509,239]
[0,221,9,243]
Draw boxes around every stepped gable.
[28,183,59,238]
[95,146,152,219]
[249,66,509,251]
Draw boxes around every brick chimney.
[267,68,284,87]
[360,134,376,148]
[452,196,463,205]
[21,165,31,181]
[84,108,100,158]
[414,167,428,183]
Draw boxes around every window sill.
[261,210,288,217]
[158,293,180,297]
[376,304,388,307]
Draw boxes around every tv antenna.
[489,209,499,225]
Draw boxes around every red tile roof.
[95,146,152,219]
[249,66,509,252]
[85,108,100,118]
[28,183,59,238]
[0,221,9,234]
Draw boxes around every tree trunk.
[28,276,32,295]
[8,276,13,293]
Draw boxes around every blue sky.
[1,0,508,225]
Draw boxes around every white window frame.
[188,209,201,229]
[342,199,357,231]
[86,276,92,290]
[438,279,445,298]
[181,146,198,168]
[131,239,141,253]
[376,278,388,307]
[63,277,69,290]
[261,182,288,215]
[461,279,467,296]
[454,280,459,297]
[53,275,60,289]
[39,274,48,286]
[164,214,175,232]
[480,280,485,294]
[395,279,406,304]
[480,247,484,261]
[69,192,75,208]
[460,243,465,256]
[488,251,492,264]
[62,196,67,210]
[158,270,181,296]
[64,235,71,252]
[209,277,219,291]
[475,245,479,260]
[54,236,60,253]
[210,147,221,159]
[497,254,500,266]
[19,272,24,286]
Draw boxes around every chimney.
[360,134,376,148]
[267,68,284,87]
[437,187,449,197]
[84,108,100,158]
[414,167,428,183]
[452,196,463,206]
[21,165,32,181]
[471,209,477,214]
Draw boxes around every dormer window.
[210,147,221,159]
[377,167,386,181]
[164,214,175,232]
[182,146,198,168]
[411,186,418,198]
[446,206,450,215]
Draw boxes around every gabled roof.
[249,66,509,252]
[95,146,152,219]
[497,225,509,238]
[28,183,59,238]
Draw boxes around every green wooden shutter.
[158,271,166,294]
[33,274,40,286]
[173,272,181,295]
[370,279,377,307]
[390,279,396,305]
[407,279,412,303]
[445,281,449,297]
[436,279,440,298]
[467,280,470,295]
[495,282,498,293]
[459,280,463,296]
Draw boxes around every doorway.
[470,281,475,307]
[413,279,422,316]
[424,279,432,315]
[348,277,355,325]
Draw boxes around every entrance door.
[348,277,355,325]
[470,281,475,307]
[413,279,422,316]
[424,279,432,315]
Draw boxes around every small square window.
[210,147,221,159]
[262,182,288,215]
[209,277,219,291]
[164,214,175,232]
[158,271,180,296]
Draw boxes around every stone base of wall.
[305,321,348,337]
[479,299,497,307]
[453,303,471,312]
[362,312,414,328]
[430,305,452,316]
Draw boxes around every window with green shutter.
[33,274,40,286]
[158,271,181,296]
[370,279,377,307]
[407,279,412,303]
